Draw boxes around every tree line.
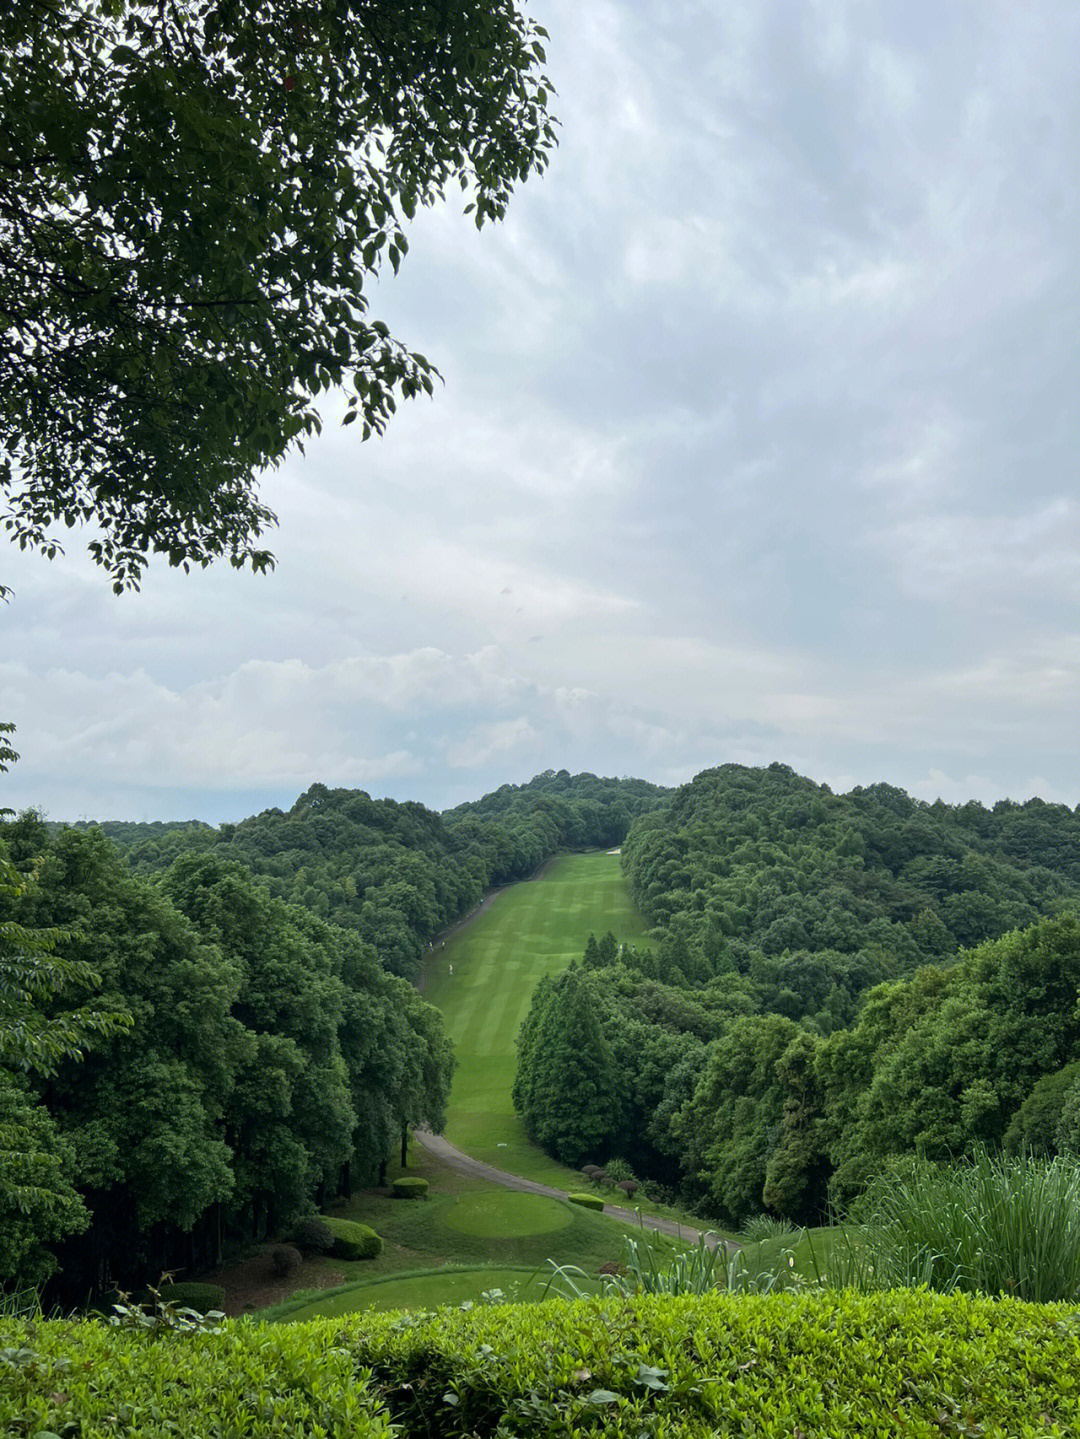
[87,770,669,981]
[515,763,1080,1224]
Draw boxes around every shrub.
[581,1164,603,1179]
[271,1244,302,1277]
[741,1213,796,1243]
[566,1191,604,1210]
[392,1177,429,1200]
[603,1157,636,1184]
[617,1179,639,1199]
[323,1216,382,1260]
[295,1216,335,1254]
[146,1282,226,1314]
[7,1292,1080,1437]
[0,1313,391,1437]
[854,1147,1080,1302]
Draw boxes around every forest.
[0,770,666,1301]
[514,762,1080,1224]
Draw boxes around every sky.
[4,0,1080,823]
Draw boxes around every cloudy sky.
[4,0,1080,822]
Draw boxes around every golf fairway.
[419,851,650,1186]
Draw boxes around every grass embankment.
[419,852,726,1234]
[259,1145,686,1322]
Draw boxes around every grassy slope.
[420,852,651,1186]
[261,1144,682,1322]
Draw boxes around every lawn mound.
[7,1290,1079,1437]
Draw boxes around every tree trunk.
[400,1124,408,1168]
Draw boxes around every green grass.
[257,1146,688,1320]
[443,1191,573,1239]
[417,852,736,1237]
[259,1265,564,1322]
[421,852,651,1186]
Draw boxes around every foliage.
[623,762,1080,1003]
[0,1315,393,1438]
[0,1072,88,1286]
[514,967,621,1167]
[0,823,455,1299]
[14,1280,1080,1435]
[853,1149,1080,1304]
[295,1217,335,1255]
[566,1192,604,1211]
[392,1176,429,1199]
[323,1216,382,1261]
[741,1213,798,1243]
[109,1278,225,1333]
[0,0,555,591]
[270,1244,302,1277]
[98,772,666,981]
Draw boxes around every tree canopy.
[1,1,555,590]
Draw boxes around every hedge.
[392,1176,429,1199]
[0,1316,391,1438]
[566,1191,605,1210]
[7,1291,1080,1437]
[323,1215,382,1260]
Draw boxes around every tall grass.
[545,1228,798,1300]
[853,1148,1080,1303]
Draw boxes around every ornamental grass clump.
[740,1213,796,1244]
[547,1228,796,1300]
[856,1147,1080,1303]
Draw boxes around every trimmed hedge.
[392,1176,429,1199]
[7,1291,1080,1437]
[295,1215,335,1253]
[0,1316,391,1438]
[323,1215,382,1260]
[566,1191,605,1210]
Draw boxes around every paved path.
[414,1128,730,1250]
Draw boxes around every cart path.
[414,1128,731,1250]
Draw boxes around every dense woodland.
[514,763,1080,1225]
[88,770,668,981]
[1,771,666,1299]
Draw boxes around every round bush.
[271,1244,302,1277]
[322,1216,382,1260]
[392,1176,430,1200]
[567,1191,605,1211]
[582,1164,603,1178]
[618,1179,639,1198]
[295,1216,335,1254]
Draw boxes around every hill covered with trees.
[515,763,1080,1224]
[92,770,670,981]
[2,771,667,1298]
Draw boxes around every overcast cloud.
[4,0,1080,821]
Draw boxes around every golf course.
[257,850,698,1321]
[420,850,651,1187]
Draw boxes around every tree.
[1,1,555,590]
[517,969,619,1168]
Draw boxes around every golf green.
[419,851,650,1184]
[444,1191,572,1239]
